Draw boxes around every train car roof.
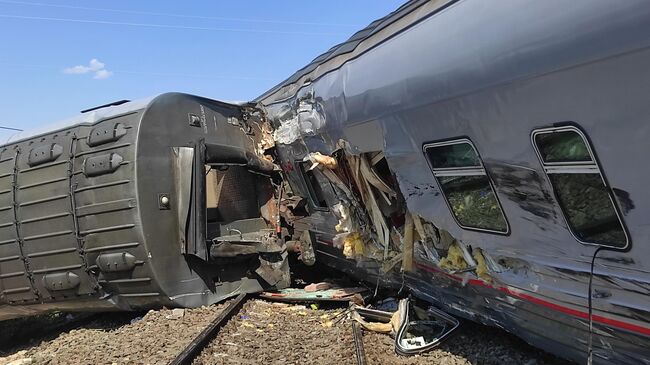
[255,0,650,107]
[255,0,444,104]
[2,94,248,147]
[2,96,156,147]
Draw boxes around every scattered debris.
[260,286,366,305]
[304,152,338,170]
[305,282,332,292]
[0,298,571,365]
[394,300,460,356]
[349,299,460,357]
[167,308,186,320]
[351,306,400,335]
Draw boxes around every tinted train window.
[532,127,628,249]
[424,140,509,234]
[297,161,330,209]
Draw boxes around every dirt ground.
[0,299,572,365]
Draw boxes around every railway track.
[169,293,249,365]
[352,322,367,365]
[0,295,571,365]
[171,294,368,365]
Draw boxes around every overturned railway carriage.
[0,93,291,320]
[256,0,650,364]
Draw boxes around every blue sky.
[0,0,404,140]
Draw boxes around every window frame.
[295,160,331,211]
[423,138,510,235]
[531,125,629,250]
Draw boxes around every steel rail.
[169,293,248,365]
[352,322,367,365]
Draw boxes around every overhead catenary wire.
[0,0,363,27]
[0,14,349,36]
[0,126,22,131]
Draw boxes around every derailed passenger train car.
[256,0,650,364]
[3,0,650,363]
[0,93,293,320]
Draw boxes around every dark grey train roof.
[255,0,650,107]
[255,0,452,104]
[3,93,246,147]
[2,96,156,147]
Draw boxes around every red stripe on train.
[414,262,650,336]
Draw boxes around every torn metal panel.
[271,94,327,146]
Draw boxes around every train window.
[297,161,330,210]
[532,126,628,249]
[424,139,509,234]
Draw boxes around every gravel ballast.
[0,299,572,365]
[194,299,572,365]
[0,303,228,365]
